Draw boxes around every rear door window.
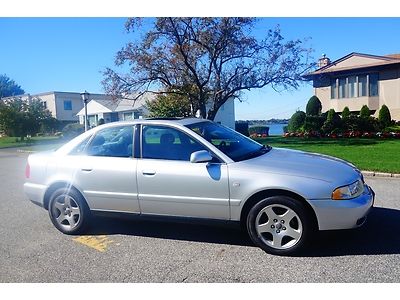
[86,126,134,158]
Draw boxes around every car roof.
[97,117,211,128]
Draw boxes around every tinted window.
[338,78,346,98]
[141,125,207,161]
[369,73,379,96]
[331,79,337,99]
[186,122,269,162]
[358,75,367,97]
[348,76,357,98]
[86,126,133,158]
[69,136,91,155]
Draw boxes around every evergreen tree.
[306,96,322,116]
[378,105,392,129]
[288,111,306,132]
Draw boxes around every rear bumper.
[309,184,374,231]
[23,182,47,208]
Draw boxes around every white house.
[76,95,150,127]
[77,94,236,129]
[2,91,112,123]
[5,90,236,129]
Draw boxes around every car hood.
[236,147,361,184]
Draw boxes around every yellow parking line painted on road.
[73,235,114,252]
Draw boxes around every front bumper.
[309,184,375,231]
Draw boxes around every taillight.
[25,163,30,179]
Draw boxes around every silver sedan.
[24,118,374,255]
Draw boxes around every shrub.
[359,105,371,118]
[378,105,392,129]
[62,123,84,139]
[359,116,378,132]
[306,96,322,116]
[383,125,400,133]
[341,107,350,120]
[322,109,341,134]
[288,111,306,132]
[248,125,269,138]
[304,115,325,133]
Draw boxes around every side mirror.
[190,150,213,163]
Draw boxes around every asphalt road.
[1,149,400,283]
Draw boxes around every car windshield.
[185,122,271,162]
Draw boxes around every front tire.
[247,196,312,255]
[48,187,90,235]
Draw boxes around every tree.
[0,97,56,139]
[146,91,192,118]
[306,96,322,116]
[103,18,314,120]
[288,110,306,132]
[303,96,324,133]
[0,74,25,98]
[359,105,370,118]
[378,104,392,129]
[341,106,350,119]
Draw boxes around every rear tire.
[246,196,312,256]
[48,187,90,235]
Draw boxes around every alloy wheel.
[51,194,81,231]
[255,204,303,250]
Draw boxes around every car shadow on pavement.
[304,207,400,257]
[87,214,254,247]
[84,207,400,256]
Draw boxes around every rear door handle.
[81,168,93,172]
[142,170,156,176]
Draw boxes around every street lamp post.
[80,90,90,132]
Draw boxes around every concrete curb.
[361,171,400,178]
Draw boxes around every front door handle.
[142,170,156,176]
[81,168,93,172]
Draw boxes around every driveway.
[1,149,400,282]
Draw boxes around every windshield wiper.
[259,144,272,153]
[234,144,272,162]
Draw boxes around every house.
[304,53,400,121]
[211,98,235,129]
[76,95,151,127]
[4,90,236,129]
[77,94,236,129]
[2,91,112,123]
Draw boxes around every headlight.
[332,180,364,200]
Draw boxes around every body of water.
[267,123,288,136]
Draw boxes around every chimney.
[318,54,331,68]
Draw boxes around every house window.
[331,79,337,99]
[42,101,47,109]
[369,73,379,96]
[123,112,133,121]
[64,100,72,110]
[338,78,347,98]
[348,76,357,98]
[358,75,367,97]
[330,73,378,99]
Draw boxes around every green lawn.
[0,136,62,149]
[256,136,400,174]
